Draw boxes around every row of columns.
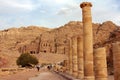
[66,2,119,80]
[68,36,108,80]
[67,2,108,80]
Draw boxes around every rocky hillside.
[19,21,120,74]
[19,21,118,55]
[0,21,120,69]
[0,26,50,67]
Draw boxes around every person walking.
[36,65,40,71]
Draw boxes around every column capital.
[80,2,92,8]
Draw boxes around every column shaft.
[77,37,84,79]
[94,47,108,80]
[72,37,78,78]
[80,2,94,80]
[112,42,120,80]
[69,39,73,75]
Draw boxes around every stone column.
[72,36,78,78]
[68,39,73,75]
[80,2,94,80]
[112,42,120,80]
[77,37,84,79]
[94,47,108,80]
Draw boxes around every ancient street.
[29,71,68,80]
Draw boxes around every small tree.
[16,53,38,67]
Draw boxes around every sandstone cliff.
[20,21,117,55]
[19,21,119,74]
[0,21,120,69]
[0,26,50,67]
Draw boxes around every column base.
[72,72,78,78]
[95,78,108,80]
[84,76,95,80]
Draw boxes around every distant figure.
[36,65,40,71]
[47,65,52,70]
[47,66,50,70]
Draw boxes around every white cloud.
[54,0,68,4]
[39,10,46,13]
[40,0,70,4]
[56,1,78,15]
[56,0,120,26]
[9,1,34,10]
[90,0,120,25]
[0,0,38,13]
[56,7,71,15]
[0,0,120,30]
[0,20,9,30]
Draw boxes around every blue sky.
[0,0,120,30]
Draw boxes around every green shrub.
[16,53,38,67]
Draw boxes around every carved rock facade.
[19,21,118,55]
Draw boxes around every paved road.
[29,71,68,80]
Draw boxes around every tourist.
[36,65,40,71]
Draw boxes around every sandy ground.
[0,68,40,80]
[29,71,67,80]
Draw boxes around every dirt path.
[0,68,114,80]
[29,71,68,80]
